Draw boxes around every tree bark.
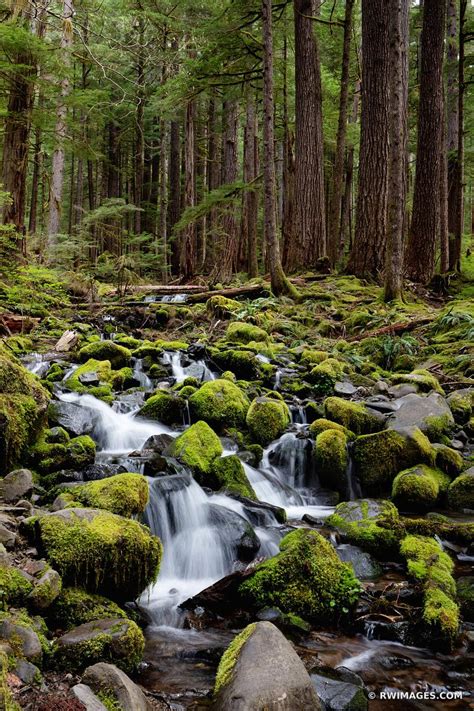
[406,0,447,283]
[242,93,259,278]
[327,0,355,268]
[262,0,296,297]
[348,0,390,279]
[384,0,409,301]
[47,0,74,244]
[134,16,145,235]
[179,100,196,279]
[215,99,239,281]
[293,0,326,267]
[446,0,459,260]
[452,0,466,272]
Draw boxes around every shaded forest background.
[0,0,473,302]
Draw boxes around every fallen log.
[187,283,269,303]
[346,317,434,342]
[112,284,205,295]
[0,313,40,335]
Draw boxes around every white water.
[58,391,172,453]
[132,358,153,389]
[144,294,188,303]
[22,352,51,378]
[162,351,216,384]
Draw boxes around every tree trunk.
[446,0,459,261]
[384,0,409,302]
[47,0,74,244]
[440,96,449,274]
[134,16,145,235]
[179,100,196,279]
[348,0,390,279]
[242,93,259,278]
[262,0,296,297]
[452,0,466,272]
[327,0,355,268]
[406,0,447,283]
[293,0,326,266]
[215,99,239,281]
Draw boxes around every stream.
[24,348,473,710]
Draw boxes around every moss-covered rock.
[110,367,136,391]
[212,349,261,380]
[49,587,128,630]
[69,474,149,517]
[206,295,240,319]
[457,577,474,622]
[78,341,131,369]
[211,455,257,499]
[189,379,250,430]
[226,322,270,344]
[137,391,185,425]
[32,433,96,474]
[447,391,472,424]
[327,499,401,558]
[432,443,464,477]
[314,430,348,496]
[0,564,33,607]
[309,418,353,439]
[400,535,458,648]
[55,618,144,673]
[324,397,383,435]
[0,649,20,711]
[214,623,257,697]
[168,421,223,478]
[391,369,444,394]
[308,359,345,395]
[246,397,290,446]
[447,468,474,511]
[353,427,434,495]
[30,508,162,602]
[392,465,450,513]
[64,359,114,401]
[28,567,62,611]
[0,609,50,666]
[239,529,361,623]
[299,349,329,367]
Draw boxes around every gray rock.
[311,670,367,711]
[79,371,100,386]
[0,469,34,502]
[56,618,139,669]
[48,400,94,437]
[71,684,108,711]
[211,621,322,710]
[334,382,357,397]
[387,392,454,439]
[28,568,62,610]
[14,659,42,685]
[83,662,152,711]
[331,499,390,524]
[0,523,16,549]
[208,503,260,562]
[336,544,381,580]
[388,383,419,398]
[0,619,43,663]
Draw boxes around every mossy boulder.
[308,359,345,395]
[239,529,361,623]
[299,349,329,367]
[168,421,223,478]
[29,508,162,602]
[49,587,128,630]
[189,379,250,430]
[137,391,185,425]
[28,567,62,611]
[55,618,144,674]
[246,397,291,446]
[32,432,96,474]
[432,444,464,477]
[309,418,353,439]
[400,535,459,648]
[447,391,472,424]
[206,295,240,319]
[386,392,455,442]
[64,359,114,401]
[327,499,401,558]
[447,468,474,511]
[226,322,270,344]
[0,609,50,666]
[0,356,49,470]
[212,349,261,379]
[211,455,257,499]
[457,576,474,622]
[392,465,450,513]
[110,367,136,391]
[324,397,384,435]
[314,430,348,496]
[68,474,149,517]
[391,369,444,394]
[353,427,434,495]
[78,341,131,369]
[0,564,33,607]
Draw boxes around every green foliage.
[68,474,149,517]
[0,266,69,317]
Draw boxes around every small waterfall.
[162,351,186,382]
[144,293,188,304]
[132,358,153,389]
[22,353,51,378]
[141,474,238,627]
[346,443,362,500]
[58,392,172,453]
[265,433,313,490]
[162,351,215,384]
[291,404,307,425]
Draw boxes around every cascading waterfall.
[162,351,215,384]
[132,358,153,389]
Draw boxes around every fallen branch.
[113,284,206,295]
[187,283,269,303]
[346,317,434,342]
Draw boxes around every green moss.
[110,367,136,391]
[0,565,33,609]
[353,427,434,494]
[211,455,257,499]
[314,430,348,496]
[448,471,474,510]
[457,577,474,621]
[32,433,96,474]
[70,474,149,517]
[212,349,261,379]
[206,295,240,319]
[392,465,448,513]
[400,535,459,646]
[169,421,223,477]
[309,418,354,439]
[64,359,113,401]
[324,397,383,435]
[424,413,455,442]
[299,350,329,366]
[246,397,290,445]
[0,609,50,665]
[49,587,128,630]
[226,322,270,344]
[327,500,401,558]
[309,358,345,395]
[432,444,464,477]
[448,393,472,424]
[138,391,185,425]
[54,618,144,674]
[132,342,164,361]
[155,339,188,351]
[391,369,444,394]
[78,341,131,369]
[44,363,65,383]
[402,517,474,544]
[239,529,361,622]
[189,379,250,430]
[96,692,122,711]
[214,623,257,696]
[34,509,162,601]
[0,650,20,711]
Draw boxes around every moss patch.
[246,397,290,445]
[314,429,348,496]
[214,623,256,696]
[324,397,383,435]
[392,465,449,513]
[69,473,149,517]
[78,341,131,369]
[138,391,185,425]
[169,421,223,477]
[49,587,128,630]
[189,379,250,430]
[211,455,257,499]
